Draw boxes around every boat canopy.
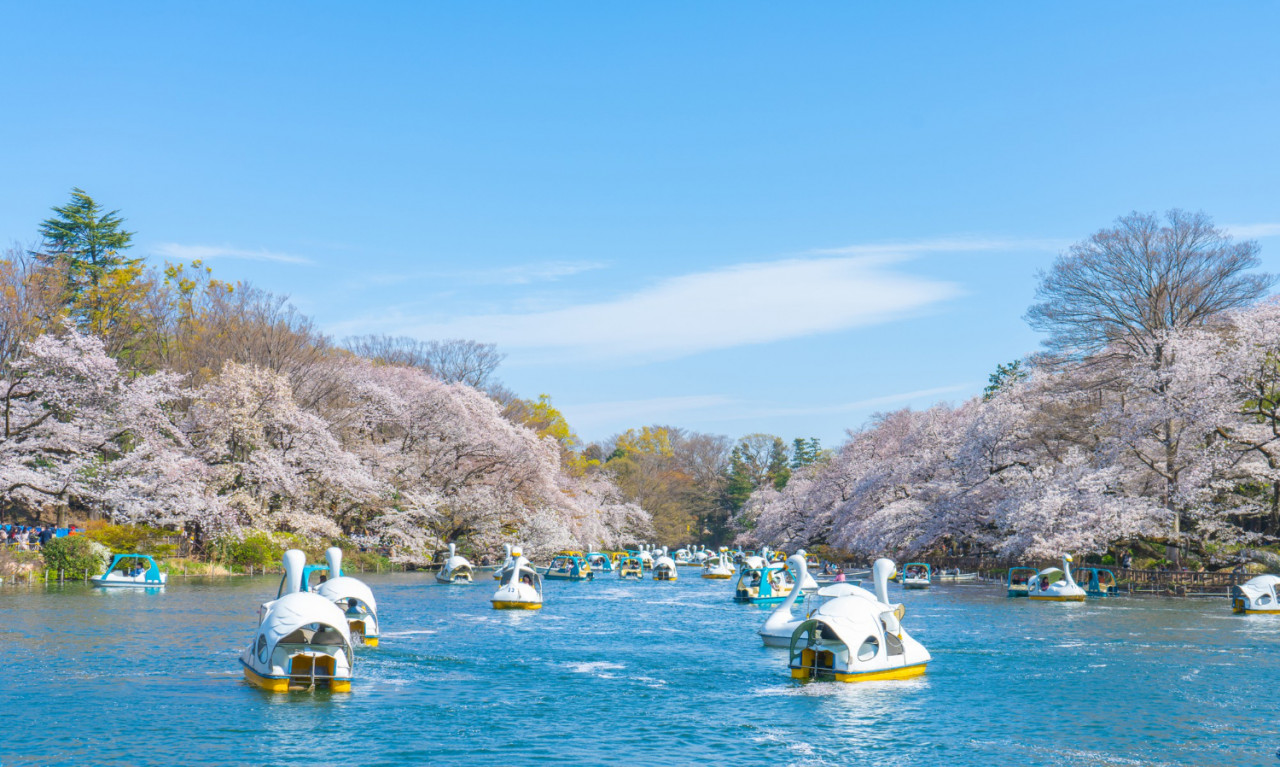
[500,562,543,589]
[788,611,882,655]
[256,592,353,661]
[443,555,471,572]
[1244,574,1280,590]
[816,583,864,599]
[104,554,161,580]
[314,576,378,614]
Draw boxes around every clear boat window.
[857,636,879,661]
[256,634,268,661]
[1259,595,1272,606]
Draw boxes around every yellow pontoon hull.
[492,601,542,610]
[242,664,352,693]
[791,663,927,682]
[1233,599,1280,614]
[702,573,732,579]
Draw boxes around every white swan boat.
[1027,555,1086,602]
[492,555,543,610]
[701,550,735,579]
[788,558,930,682]
[1231,574,1280,614]
[241,550,355,692]
[436,543,474,584]
[761,557,886,647]
[653,550,678,581]
[793,549,821,592]
[492,544,514,580]
[312,547,380,647]
[760,554,811,647]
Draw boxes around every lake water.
[0,570,1276,766]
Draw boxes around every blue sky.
[2,3,1278,446]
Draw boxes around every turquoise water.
[1,571,1276,766]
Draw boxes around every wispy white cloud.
[812,235,1069,257]
[467,260,608,285]
[374,254,960,362]
[151,243,313,265]
[560,395,737,430]
[1225,223,1280,239]
[360,260,607,288]
[726,384,972,419]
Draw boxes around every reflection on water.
[0,573,1277,765]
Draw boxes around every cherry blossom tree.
[185,361,382,538]
[0,325,208,526]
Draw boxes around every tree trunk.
[1270,480,1280,537]
[1164,418,1181,567]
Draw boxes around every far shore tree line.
[8,190,1271,571]
[0,188,822,564]
[737,210,1280,571]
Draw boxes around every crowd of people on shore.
[2,524,77,550]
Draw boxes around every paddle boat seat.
[312,629,346,646]
[280,628,315,644]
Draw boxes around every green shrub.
[42,536,110,575]
[342,547,394,573]
[84,522,180,555]
[218,532,286,569]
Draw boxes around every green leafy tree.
[722,434,792,510]
[35,187,137,300]
[983,360,1026,400]
[767,438,791,490]
[42,536,111,575]
[790,437,824,469]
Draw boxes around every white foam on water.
[564,660,625,678]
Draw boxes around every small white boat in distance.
[1231,575,1280,614]
[90,554,167,588]
[437,543,474,584]
[312,547,381,647]
[1027,555,1086,602]
[793,549,821,592]
[494,544,514,580]
[242,550,355,693]
[702,550,734,579]
[492,555,543,610]
[789,558,930,682]
[901,562,932,589]
[653,550,678,581]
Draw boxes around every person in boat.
[520,573,533,586]
[834,569,846,583]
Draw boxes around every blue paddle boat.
[91,554,167,588]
